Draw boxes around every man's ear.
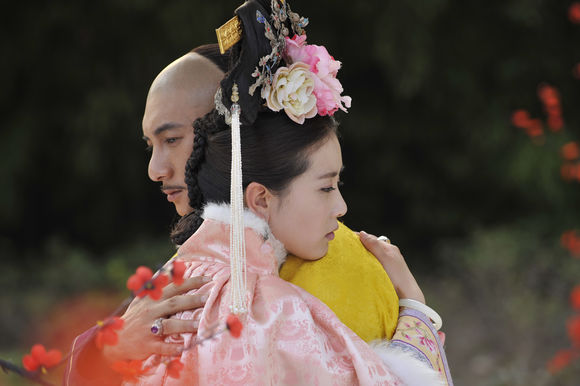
[245,182,273,221]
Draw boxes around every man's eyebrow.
[317,166,345,179]
[142,122,184,141]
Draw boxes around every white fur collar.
[201,202,287,266]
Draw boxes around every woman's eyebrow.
[317,166,345,179]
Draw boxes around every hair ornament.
[214,87,231,125]
[248,0,350,124]
[211,0,347,316]
[228,83,248,315]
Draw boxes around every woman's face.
[267,133,347,260]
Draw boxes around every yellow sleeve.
[279,222,399,342]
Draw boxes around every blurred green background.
[2,0,580,384]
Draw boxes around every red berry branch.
[510,1,580,375]
[0,259,243,384]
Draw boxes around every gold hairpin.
[215,0,286,54]
[216,16,242,54]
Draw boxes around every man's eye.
[145,145,152,153]
[321,187,336,193]
[165,137,180,144]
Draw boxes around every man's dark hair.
[191,44,229,73]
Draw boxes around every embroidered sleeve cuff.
[390,308,453,385]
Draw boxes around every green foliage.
[0,236,172,349]
[422,224,580,385]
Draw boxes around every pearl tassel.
[229,83,248,315]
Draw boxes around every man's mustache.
[160,184,187,191]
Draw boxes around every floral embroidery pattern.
[392,315,445,375]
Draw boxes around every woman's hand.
[102,275,212,363]
[359,231,425,304]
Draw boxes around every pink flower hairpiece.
[259,34,351,124]
[248,1,351,124]
[284,34,351,116]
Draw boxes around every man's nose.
[148,149,172,182]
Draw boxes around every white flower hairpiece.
[261,62,317,124]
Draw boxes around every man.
[64,47,229,385]
[143,46,226,217]
[65,45,435,385]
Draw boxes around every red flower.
[166,358,184,379]
[547,115,563,131]
[572,240,580,257]
[511,109,530,128]
[545,103,562,116]
[22,344,62,373]
[127,266,169,300]
[572,286,580,311]
[127,266,153,291]
[561,164,576,181]
[561,230,575,247]
[561,230,580,255]
[537,84,560,106]
[525,118,543,138]
[171,259,186,286]
[567,314,580,347]
[547,349,575,374]
[573,164,580,181]
[569,2,580,24]
[510,110,546,139]
[226,314,243,338]
[111,359,147,383]
[561,142,580,161]
[95,316,125,350]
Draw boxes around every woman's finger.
[359,230,425,303]
[359,231,390,254]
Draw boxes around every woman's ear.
[245,182,273,221]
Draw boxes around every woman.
[138,109,447,385]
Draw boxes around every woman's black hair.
[170,111,338,244]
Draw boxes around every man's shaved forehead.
[148,52,224,107]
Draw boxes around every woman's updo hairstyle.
[170,0,342,244]
[218,0,292,125]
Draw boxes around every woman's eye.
[321,187,336,193]
[145,144,153,153]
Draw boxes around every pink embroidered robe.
[136,207,403,385]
